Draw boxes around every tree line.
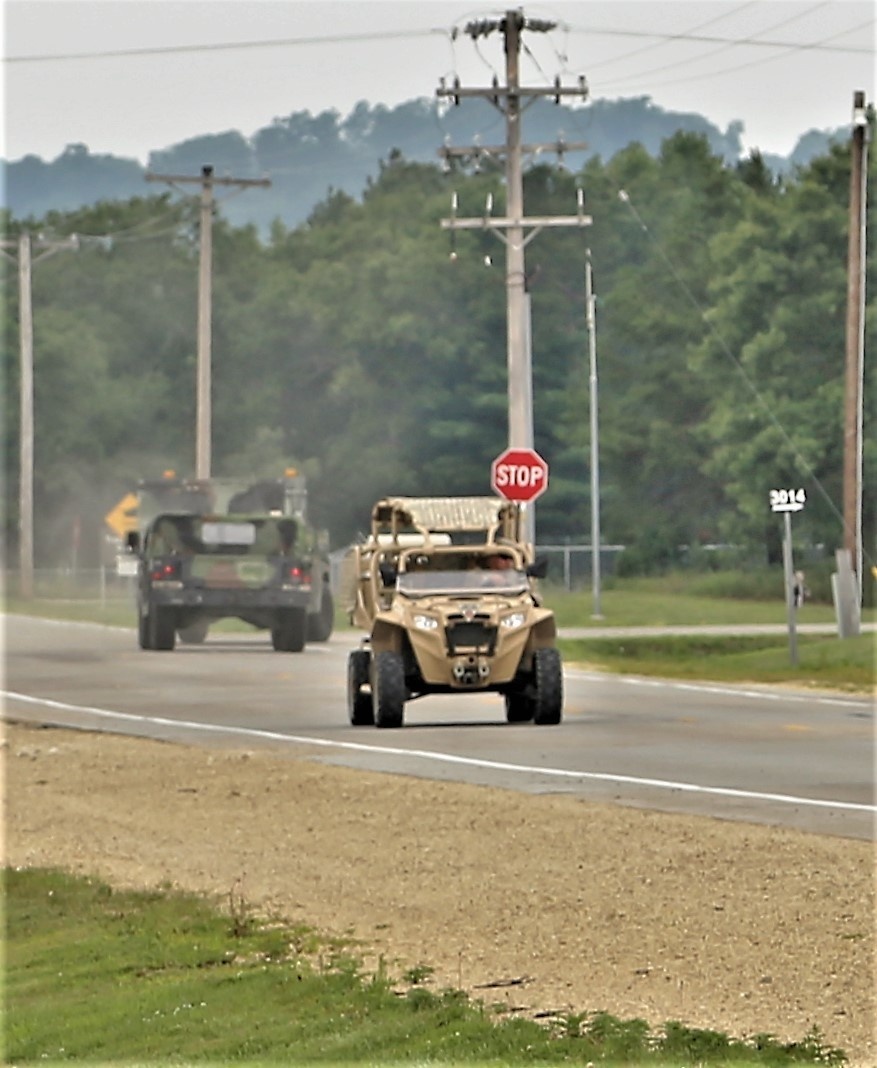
[2,129,874,572]
[4,95,835,233]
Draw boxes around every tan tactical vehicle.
[344,496,562,728]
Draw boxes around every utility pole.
[438,9,591,543]
[1,232,78,599]
[843,91,870,603]
[145,165,270,479]
[585,250,602,619]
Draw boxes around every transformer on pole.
[437,10,591,543]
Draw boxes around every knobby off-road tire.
[347,648,374,726]
[307,588,334,643]
[372,650,405,729]
[271,608,307,652]
[532,647,563,725]
[504,691,534,723]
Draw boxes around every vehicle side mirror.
[526,556,549,579]
[126,531,140,553]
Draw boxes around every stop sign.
[491,447,549,503]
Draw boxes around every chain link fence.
[536,544,626,591]
[4,567,137,605]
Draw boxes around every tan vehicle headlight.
[413,614,439,631]
[501,612,526,630]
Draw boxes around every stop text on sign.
[494,464,544,488]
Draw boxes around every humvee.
[126,474,335,640]
[344,496,562,728]
[132,512,322,652]
[127,472,333,651]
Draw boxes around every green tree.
[694,137,876,559]
[4,133,870,568]
[549,135,752,558]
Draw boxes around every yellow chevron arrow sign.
[104,492,139,538]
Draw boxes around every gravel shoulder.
[3,720,875,1064]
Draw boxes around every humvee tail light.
[150,562,179,581]
[287,566,311,586]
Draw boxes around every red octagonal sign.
[491,447,549,503]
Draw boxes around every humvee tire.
[532,647,563,725]
[271,608,307,652]
[372,650,405,728]
[138,611,152,650]
[347,649,374,726]
[308,588,334,643]
[151,607,176,651]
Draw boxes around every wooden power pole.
[843,91,870,599]
[1,232,79,598]
[437,11,590,542]
[145,165,270,479]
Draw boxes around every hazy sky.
[3,0,875,164]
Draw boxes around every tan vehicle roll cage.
[345,496,532,628]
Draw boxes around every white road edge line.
[3,690,874,815]
[566,670,872,709]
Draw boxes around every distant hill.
[2,95,842,233]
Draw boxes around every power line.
[4,28,448,64]
[571,0,762,74]
[596,17,876,94]
[590,0,835,86]
[564,21,873,55]
[4,21,871,66]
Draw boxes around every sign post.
[491,448,549,545]
[770,488,806,667]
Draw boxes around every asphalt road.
[3,614,874,840]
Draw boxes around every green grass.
[5,866,848,1067]
[542,574,874,694]
[3,592,137,628]
[545,574,849,629]
[558,632,875,693]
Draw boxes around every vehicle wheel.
[504,691,533,723]
[138,609,153,650]
[271,608,307,652]
[178,619,209,644]
[532,647,563,725]
[308,588,334,642]
[372,650,405,728]
[151,606,176,651]
[347,649,374,726]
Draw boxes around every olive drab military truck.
[343,496,563,728]
[127,471,333,651]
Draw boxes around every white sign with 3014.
[769,488,806,513]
